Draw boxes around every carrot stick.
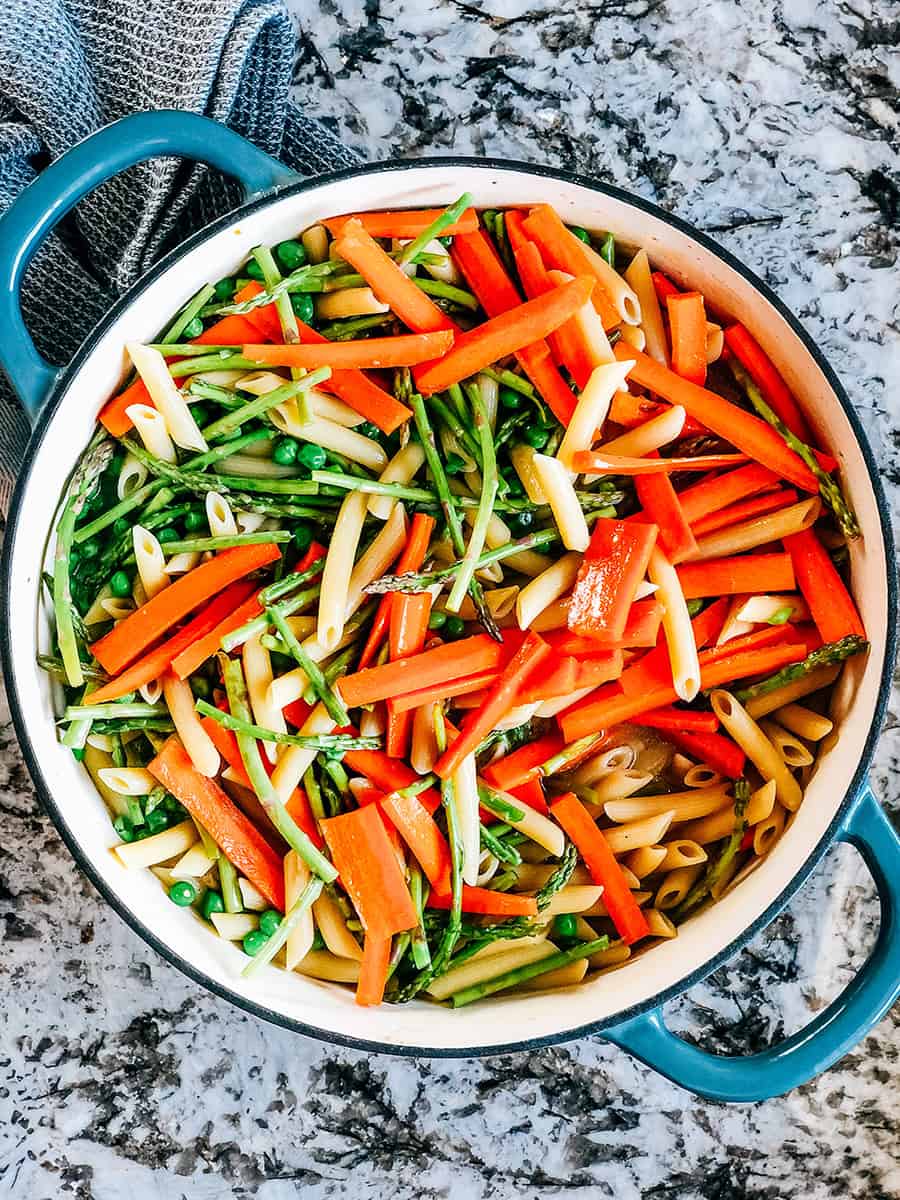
[663,729,746,779]
[666,291,707,386]
[380,791,452,891]
[651,271,681,303]
[432,632,552,779]
[193,313,260,345]
[676,552,795,599]
[572,450,748,475]
[724,323,813,442]
[324,208,479,239]
[612,344,819,492]
[568,519,659,641]
[521,204,620,328]
[783,528,865,642]
[427,887,538,917]
[518,651,623,704]
[690,488,799,537]
[230,281,283,342]
[551,792,649,944]
[638,707,719,734]
[451,229,578,424]
[283,698,313,729]
[87,580,256,703]
[415,276,595,396]
[502,209,530,256]
[91,543,282,675]
[385,514,436,757]
[676,463,781,525]
[634,460,698,563]
[356,933,392,1006]
[357,515,433,672]
[508,777,549,815]
[321,805,417,939]
[242,329,454,370]
[608,390,707,438]
[549,601,663,654]
[338,634,506,709]
[389,669,499,713]
[149,737,285,909]
[513,246,602,389]
[342,750,441,815]
[481,732,565,792]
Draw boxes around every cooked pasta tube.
[683,765,724,788]
[582,890,651,918]
[302,223,329,264]
[97,766,158,796]
[126,403,177,462]
[170,842,216,878]
[426,941,557,1001]
[655,865,703,910]
[529,596,570,632]
[531,453,590,550]
[595,405,685,458]
[100,596,136,621]
[270,704,336,802]
[583,240,641,324]
[711,691,803,810]
[540,886,604,916]
[603,810,675,854]
[206,492,238,537]
[113,819,197,868]
[284,853,316,970]
[163,673,220,777]
[657,839,708,871]
[744,665,841,719]
[556,360,633,471]
[694,497,821,560]
[649,545,700,702]
[618,324,645,351]
[296,952,361,983]
[623,844,668,879]
[512,863,591,889]
[316,286,390,320]
[211,912,259,941]
[773,703,833,742]
[127,342,207,452]
[509,444,548,504]
[455,752,481,887]
[410,704,438,774]
[678,779,776,844]
[312,888,363,961]
[753,803,787,856]
[368,442,426,519]
[515,552,582,629]
[270,407,387,472]
[243,634,286,765]
[624,248,668,365]
[572,744,637,785]
[705,322,724,363]
[133,525,170,599]
[235,510,268,534]
[604,784,732,825]
[83,584,114,625]
[117,452,148,500]
[164,551,202,575]
[454,585,519,623]
[643,909,677,939]
[316,490,368,651]
[517,958,590,991]
[589,940,631,970]
[759,719,814,768]
[735,594,810,625]
[484,788,566,856]
[535,685,597,719]
[589,769,653,804]
[359,705,385,738]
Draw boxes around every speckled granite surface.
[2,2,899,1196]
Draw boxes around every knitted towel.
[0,0,359,512]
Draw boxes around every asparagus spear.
[266,604,349,726]
[674,780,750,919]
[447,386,498,612]
[448,937,609,1007]
[195,699,375,751]
[242,876,324,977]
[396,192,474,266]
[480,823,522,867]
[365,528,561,594]
[408,866,433,971]
[734,635,867,703]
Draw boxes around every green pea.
[113,815,134,842]
[213,277,236,301]
[259,909,282,937]
[272,436,299,466]
[508,509,534,536]
[291,293,315,324]
[569,226,591,244]
[428,609,448,630]
[293,523,314,551]
[357,421,381,441]
[182,316,204,340]
[686,598,704,617]
[245,259,266,282]
[110,571,132,598]
[190,676,212,701]
[499,387,523,410]
[201,890,225,920]
[242,928,269,957]
[145,808,169,834]
[276,239,307,271]
[444,452,466,476]
[553,912,578,942]
[524,426,550,450]
[80,539,100,561]
[298,443,327,470]
[113,517,131,538]
[445,615,466,639]
[156,527,180,544]
[169,880,197,907]
[503,473,525,498]
[183,510,207,532]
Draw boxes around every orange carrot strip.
[193,313,259,345]
[551,792,649,945]
[357,933,392,1007]
[321,805,417,939]
[432,632,552,779]
[481,732,565,792]
[568,519,659,642]
[98,377,152,437]
[389,669,500,714]
[334,219,457,335]
[724,323,813,442]
[172,593,262,679]
[552,598,663,652]
[323,209,479,239]
[510,777,549,815]
[385,514,436,757]
[427,887,538,917]
[515,248,603,389]
[502,208,530,255]
[666,291,707,386]
[651,271,681,303]
[338,635,505,708]
[663,729,746,779]
[243,329,454,371]
[519,651,623,704]
[608,390,707,438]
[690,488,799,537]
[521,204,620,328]
[229,280,283,341]
[149,737,285,909]
[91,543,282,675]
[634,460,698,563]
[358,514,434,673]
[415,276,595,396]
[572,450,748,476]
[677,462,782,526]
[380,791,452,891]
[87,580,256,703]
[783,528,865,643]
[451,229,578,424]
[342,750,441,816]
[613,344,819,492]
[676,553,795,599]
[638,707,719,734]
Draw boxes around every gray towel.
[0,0,360,513]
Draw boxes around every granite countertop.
[2,2,899,1196]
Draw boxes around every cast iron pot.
[1,111,898,1102]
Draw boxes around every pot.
[1,111,897,1102]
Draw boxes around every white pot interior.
[5,165,889,1051]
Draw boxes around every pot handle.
[0,109,296,419]
[604,785,900,1102]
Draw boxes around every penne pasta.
[682,764,724,788]
[270,703,336,802]
[655,865,703,910]
[368,442,426,519]
[164,551,202,575]
[316,286,390,320]
[243,634,287,765]
[163,672,220,777]
[97,766,158,796]
[270,406,388,471]
[454,585,519,623]
[678,779,776,845]
[113,819,197,868]
[515,552,582,629]
[744,664,841,720]
[295,952,361,983]
[643,909,677,939]
[117,452,148,500]
[624,248,668,364]
[127,342,207,452]
[206,492,238,537]
[132,525,170,600]
[753,803,787,856]
[705,322,724,364]
[516,958,589,991]
[170,842,216,879]
[316,490,369,651]
[595,404,685,458]
[284,853,316,969]
[583,239,641,324]
[126,403,177,462]
[694,497,821,560]
[604,784,732,825]
[211,912,259,941]
[589,940,632,970]
[657,839,708,872]
[410,703,439,774]
[773,703,833,742]
[426,941,557,1001]
[532,452,590,551]
[540,886,605,916]
[618,323,645,351]
[711,691,803,810]
[759,719,814,768]
[454,752,481,887]
[589,768,653,803]
[735,593,810,625]
[623,844,668,879]
[603,810,676,854]
[572,744,638,785]
[301,223,329,264]
[509,443,548,504]
[649,545,700,702]
[312,888,363,961]
[556,360,633,471]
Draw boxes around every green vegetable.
[159,531,290,555]
[428,609,447,630]
[675,780,750,919]
[161,283,216,345]
[156,527,180,544]
[213,277,236,301]
[499,387,523,410]
[201,890,225,920]
[242,928,269,956]
[110,570,132,598]
[276,239,307,271]
[479,823,522,866]
[200,372,323,443]
[298,443,327,470]
[448,937,608,1007]
[600,232,615,267]
[182,317,204,340]
[183,510,207,532]
[64,702,165,722]
[447,386,498,612]
[365,528,560,594]
[290,293,315,323]
[408,867,432,971]
[292,523,314,551]
[169,881,197,907]
[218,853,242,914]
[569,226,591,244]
[553,913,578,943]
[414,277,478,311]
[767,605,794,625]
[245,259,266,282]
[266,604,349,726]
[444,615,466,639]
[477,786,526,823]
[273,436,299,466]
[734,635,867,703]
[242,876,324,977]
[523,426,550,450]
[396,192,473,266]
[195,698,375,753]
[539,731,607,777]
[258,908,283,937]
